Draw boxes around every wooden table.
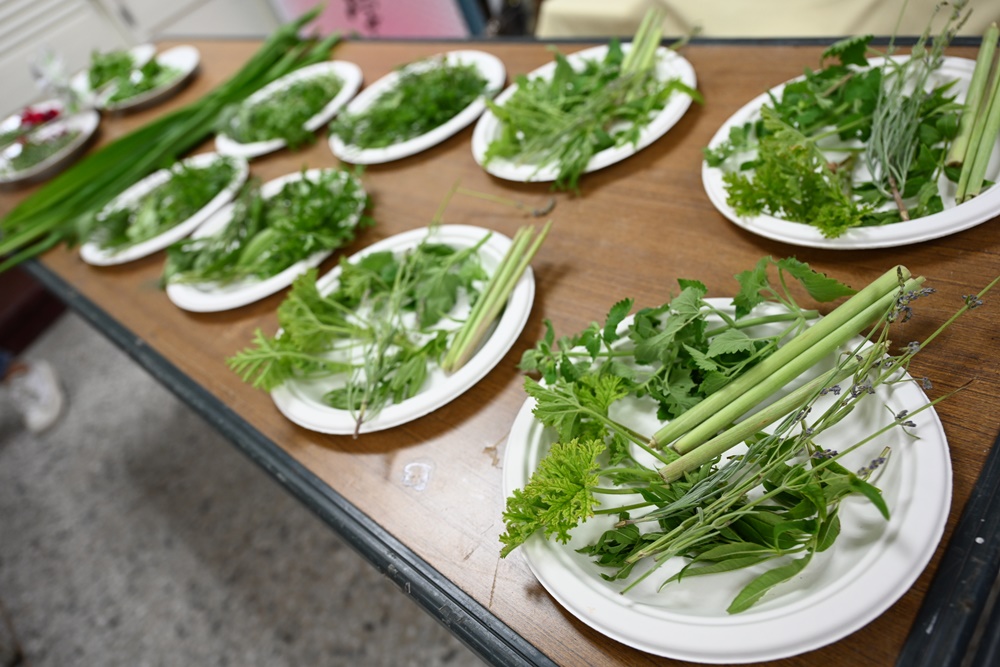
[3,38,999,667]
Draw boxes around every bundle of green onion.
[0,6,339,273]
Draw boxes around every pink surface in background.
[274,0,471,37]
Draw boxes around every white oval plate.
[165,168,367,313]
[702,57,1000,249]
[70,44,156,107]
[215,61,363,160]
[0,109,100,184]
[0,99,65,148]
[471,44,697,182]
[99,45,201,113]
[80,152,249,266]
[329,50,506,165]
[502,300,950,663]
[271,224,535,435]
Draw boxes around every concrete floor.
[0,311,484,667]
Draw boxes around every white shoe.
[7,360,66,434]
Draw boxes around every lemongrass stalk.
[650,266,912,449]
[440,228,531,371]
[946,23,998,166]
[658,358,863,482]
[621,9,660,73]
[668,276,922,455]
[959,56,1000,200]
[442,221,551,372]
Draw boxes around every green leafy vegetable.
[217,71,343,148]
[331,57,489,149]
[87,49,135,90]
[503,259,995,612]
[163,168,369,285]
[705,4,974,236]
[2,130,80,172]
[484,9,700,192]
[85,156,239,251]
[106,58,183,104]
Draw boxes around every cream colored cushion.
[535,0,999,38]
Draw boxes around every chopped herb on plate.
[480,9,700,192]
[330,56,489,149]
[163,167,370,286]
[86,156,240,251]
[217,71,343,149]
[703,4,991,238]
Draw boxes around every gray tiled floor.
[0,311,484,667]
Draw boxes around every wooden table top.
[3,37,999,667]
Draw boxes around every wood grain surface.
[2,38,998,667]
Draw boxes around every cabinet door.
[0,0,131,111]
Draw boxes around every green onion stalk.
[0,6,339,273]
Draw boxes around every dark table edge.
[24,261,556,667]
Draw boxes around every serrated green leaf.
[706,328,756,358]
[776,257,856,302]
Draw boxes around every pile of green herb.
[502,257,997,612]
[163,168,370,286]
[3,130,80,172]
[86,157,238,251]
[217,71,343,148]
[0,7,341,273]
[483,9,699,192]
[107,58,183,105]
[87,49,135,90]
[704,4,976,237]
[229,219,549,436]
[330,57,489,149]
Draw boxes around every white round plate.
[502,300,950,663]
[329,50,506,165]
[70,44,157,107]
[80,152,249,266]
[0,99,64,147]
[271,224,535,435]
[215,60,363,160]
[702,56,1000,249]
[165,168,367,313]
[0,109,99,184]
[99,45,201,113]
[471,44,697,182]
